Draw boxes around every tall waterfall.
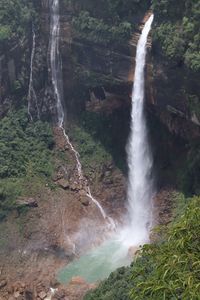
[27,26,40,120]
[126,15,154,246]
[49,0,114,226]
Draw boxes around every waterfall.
[126,15,154,246]
[27,25,40,120]
[49,0,114,226]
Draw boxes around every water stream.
[122,14,155,247]
[49,0,113,224]
[57,15,154,284]
[27,25,40,120]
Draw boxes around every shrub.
[85,196,200,300]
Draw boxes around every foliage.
[0,0,34,46]
[188,94,200,119]
[85,196,200,300]
[67,0,150,45]
[152,0,200,71]
[0,109,54,178]
[73,11,132,45]
[179,140,200,195]
[70,124,112,174]
[67,0,150,22]
[0,108,54,217]
[70,111,128,173]
[84,266,133,300]
[130,197,200,300]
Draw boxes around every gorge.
[0,1,200,299]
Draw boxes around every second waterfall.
[49,0,115,225]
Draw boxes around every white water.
[49,0,113,224]
[57,16,154,284]
[124,14,154,246]
[27,26,40,120]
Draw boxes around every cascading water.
[27,25,40,120]
[125,14,154,246]
[57,15,154,284]
[49,0,113,225]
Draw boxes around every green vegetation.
[70,111,128,173]
[179,140,200,195]
[152,0,200,71]
[85,195,200,300]
[85,266,133,300]
[130,197,200,300]
[0,0,34,46]
[0,109,54,219]
[66,0,150,45]
[72,11,132,45]
[188,94,200,120]
[70,124,112,175]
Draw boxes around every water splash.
[125,15,154,246]
[56,15,154,285]
[27,25,40,120]
[49,0,114,226]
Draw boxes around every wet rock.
[56,179,69,190]
[0,279,7,289]
[38,291,47,299]
[70,276,86,285]
[79,196,90,206]
[104,170,111,177]
[103,178,113,185]
[69,183,77,191]
[53,289,65,299]
[14,291,20,298]
[24,290,33,300]
[52,172,64,182]
[79,189,86,196]
[16,197,38,208]
[50,279,60,289]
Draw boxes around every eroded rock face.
[0,40,29,117]
[147,44,200,140]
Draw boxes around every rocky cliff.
[1,1,200,141]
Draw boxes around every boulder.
[0,279,7,289]
[16,197,38,208]
[14,291,20,298]
[79,196,89,206]
[56,179,69,190]
[70,276,86,285]
[69,183,77,191]
[38,291,47,299]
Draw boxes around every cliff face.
[0,39,29,116]
[1,1,200,141]
[58,2,200,142]
[149,53,200,140]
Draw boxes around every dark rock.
[56,179,69,189]
[16,198,38,208]
[0,279,7,289]
[52,172,64,182]
[79,196,90,206]
[70,276,86,285]
[69,182,82,191]
[50,279,60,289]
[38,291,46,299]
[24,290,33,300]
[53,289,66,299]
